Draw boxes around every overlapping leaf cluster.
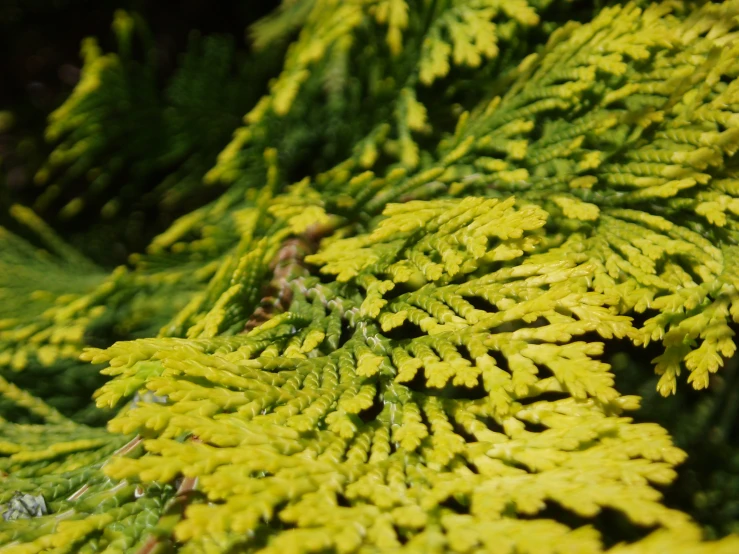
[2,1,739,553]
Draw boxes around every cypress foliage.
[2,1,739,552]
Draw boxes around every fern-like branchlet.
[2,1,739,553]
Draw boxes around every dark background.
[1,0,279,126]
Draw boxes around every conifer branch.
[3,1,739,552]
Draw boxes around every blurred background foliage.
[0,0,281,265]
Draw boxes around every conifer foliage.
[2,0,739,552]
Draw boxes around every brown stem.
[243,222,333,332]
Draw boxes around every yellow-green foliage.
[31,10,277,225]
[3,0,739,553]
